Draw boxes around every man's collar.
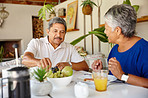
[44,36,49,43]
[44,36,66,49]
[56,42,65,49]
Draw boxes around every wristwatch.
[121,73,129,82]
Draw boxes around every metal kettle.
[1,66,31,98]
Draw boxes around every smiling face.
[104,22,121,44]
[47,23,66,48]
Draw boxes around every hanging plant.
[71,0,140,46]
[38,0,57,20]
[80,0,97,15]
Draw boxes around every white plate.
[108,75,117,82]
[83,80,94,85]
[83,75,117,84]
[73,71,117,85]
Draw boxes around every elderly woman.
[92,4,148,88]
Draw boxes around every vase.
[31,80,53,96]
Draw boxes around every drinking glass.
[92,70,108,91]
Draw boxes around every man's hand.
[91,59,103,71]
[56,62,71,70]
[108,57,124,79]
[37,58,52,70]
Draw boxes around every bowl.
[47,75,73,88]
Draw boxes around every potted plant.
[38,1,57,20]
[80,0,97,15]
[49,9,56,18]
[31,67,53,96]
[71,0,139,47]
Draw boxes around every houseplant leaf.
[132,5,139,12]
[80,0,97,15]
[93,27,107,37]
[38,5,46,20]
[33,67,47,82]
[89,31,108,42]
[94,26,105,32]
[38,4,54,20]
[45,4,54,11]
[89,26,108,42]
[70,26,108,45]
[80,0,97,7]
[122,0,139,12]
[123,0,131,5]
[94,33,108,42]
[70,34,90,45]
[90,1,97,7]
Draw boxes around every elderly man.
[92,4,148,88]
[22,17,89,71]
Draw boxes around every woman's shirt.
[108,38,148,78]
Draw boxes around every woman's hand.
[108,57,124,79]
[56,62,71,70]
[91,59,103,71]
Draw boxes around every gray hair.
[48,17,67,32]
[104,4,137,38]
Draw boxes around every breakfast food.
[47,66,73,78]
[62,66,73,77]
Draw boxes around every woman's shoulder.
[111,44,118,50]
[136,38,148,48]
[139,38,148,45]
[131,38,148,56]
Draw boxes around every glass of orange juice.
[92,70,108,91]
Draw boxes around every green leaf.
[45,4,54,11]
[80,0,97,7]
[123,0,131,5]
[94,26,105,32]
[94,33,108,42]
[89,31,106,37]
[70,26,108,45]
[80,2,85,6]
[38,8,43,16]
[132,5,139,12]
[89,31,108,42]
[38,4,54,20]
[70,34,90,45]
[33,67,47,82]
[122,0,139,13]
[90,1,97,7]
[90,26,107,38]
